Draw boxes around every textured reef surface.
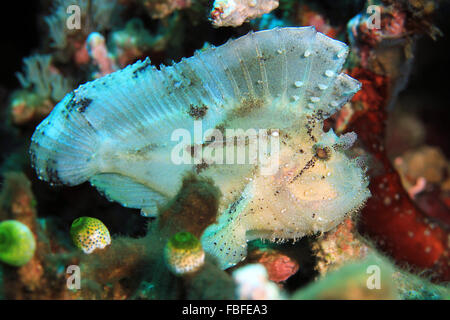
[0,0,449,300]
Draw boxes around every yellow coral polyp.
[164,232,205,276]
[70,217,111,254]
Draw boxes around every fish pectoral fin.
[201,181,255,269]
[202,222,248,270]
[89,173,167,217]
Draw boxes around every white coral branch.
[211,0,279,28]
[16,54,72,101]
[44,0,120,49]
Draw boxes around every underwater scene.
[0,0,449,302]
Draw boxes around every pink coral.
[297,5,339,39]
[86,32,117,78]
[257,250,299,283]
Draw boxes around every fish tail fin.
[30,93,100,186]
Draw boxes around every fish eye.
[314,146,331,160]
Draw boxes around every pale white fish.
[30,27,370,269]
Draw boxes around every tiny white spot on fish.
[277,49,284,54]
[337,51,346,58]
[294,81,304,88]
[325,70,335,77]
[304,50,312,57]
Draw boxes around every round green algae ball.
[70,217,111,254]
[164,231,205,276]
[0,220,36,267]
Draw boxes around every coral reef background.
[0,0,449,299]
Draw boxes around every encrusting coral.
[312,217,371,276]
[0,173,63,297]
[0,172,235,299]
[292,253,400,300]
[74,174,236,299]
[332,0,449,282]
[292,251,450,300]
